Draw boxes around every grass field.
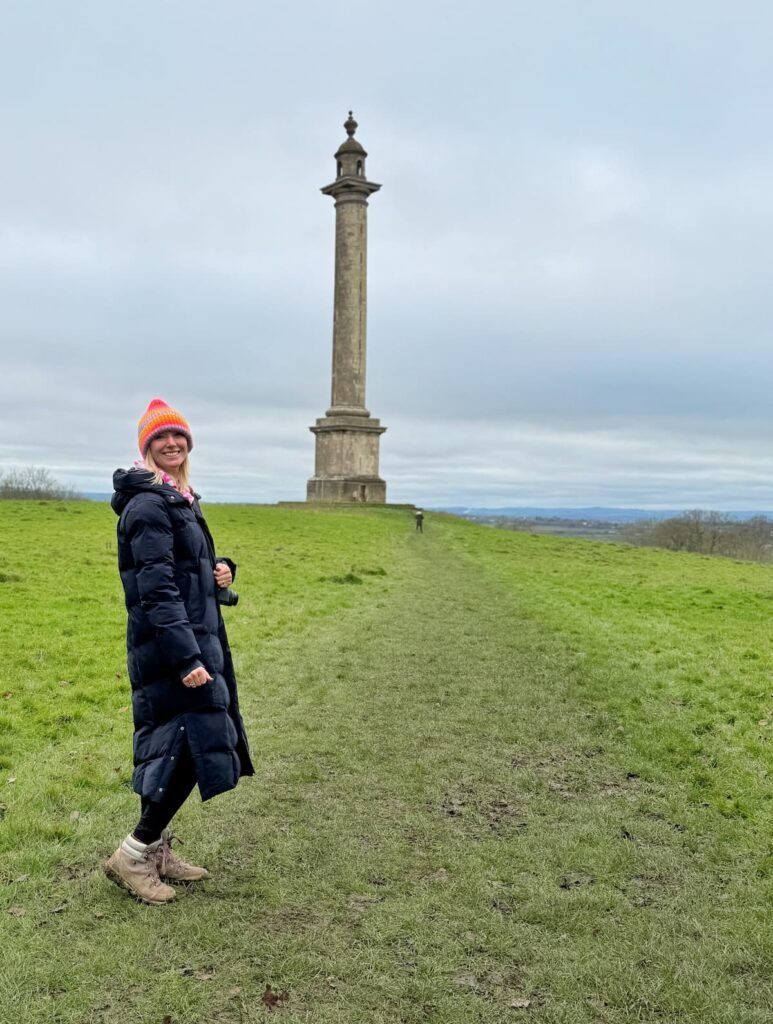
[1,500,772,1023]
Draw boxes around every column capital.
[321,177,382,202]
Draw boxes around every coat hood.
[112,466,200,516]
[112,466,166,516]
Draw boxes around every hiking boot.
[156,829,210,882]
[103,836,176,905]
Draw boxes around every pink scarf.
[134,459,195,504]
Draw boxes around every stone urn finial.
[344,111,358,138]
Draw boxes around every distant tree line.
[624,510,773,562]
[0,467,82,500]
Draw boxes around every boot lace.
[157,831,185,876]
[138,846,167,891]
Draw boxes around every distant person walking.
[415,508,424,533]
[104,398,254,905]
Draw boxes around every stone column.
[307,113,387,504]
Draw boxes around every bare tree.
[734,515,773,561]
[625,510,773,563]
[0,467,82,500]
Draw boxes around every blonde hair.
[143,448,193,494]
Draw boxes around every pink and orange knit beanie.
[137,398,194,456]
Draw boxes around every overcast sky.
[1,1,772,508]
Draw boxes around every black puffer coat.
[112,467,254,802]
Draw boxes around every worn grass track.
[1,503,772,1022]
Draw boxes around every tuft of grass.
[325,572,363,585]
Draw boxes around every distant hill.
[436,507,773,523]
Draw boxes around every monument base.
[306,475,386,503]
[307,412,387,504]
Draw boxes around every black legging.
[133,744,198,845]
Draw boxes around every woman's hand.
[214,562,233,588]
[182,666,213,688]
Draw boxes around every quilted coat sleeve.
[125,496,204,678]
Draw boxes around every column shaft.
[330,198,368,413]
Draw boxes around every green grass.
[1,501,772,1022]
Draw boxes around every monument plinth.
[307,112,386,504]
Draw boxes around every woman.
[105,398,254,905]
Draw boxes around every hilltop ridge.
[2,501,772,1022]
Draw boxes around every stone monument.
[307,112,387,503]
